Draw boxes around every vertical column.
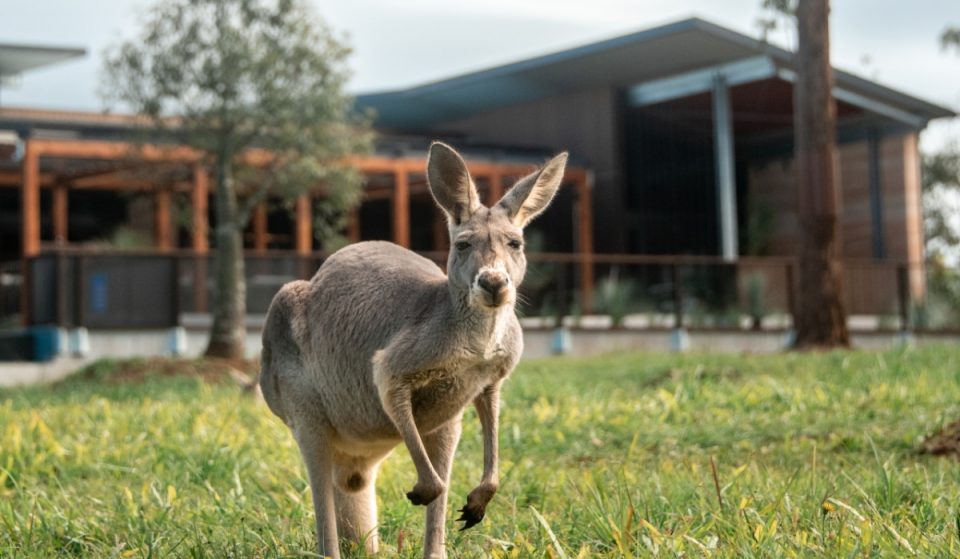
[192,165,209,252]
[295,194,312,254]
[901,133,925,300]
[253,202,268,252]
[712,74,739,261]
[191,165,209,313]
[21,140,40,257]
[488,170,504,205]
[154,188,173,251]
[392,164,410,248]
[577,171,595,314]
[53,183,69,244]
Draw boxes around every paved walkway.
[0,358,90,388]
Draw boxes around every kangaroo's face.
[426,142,568,312]
[447,206,526,310]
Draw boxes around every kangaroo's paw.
[456,484,497,530]
[406,479,444,506]
[456,503,485,530]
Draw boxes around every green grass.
[2,347,960,557]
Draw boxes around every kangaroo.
[259,142,568,558]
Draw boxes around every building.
[0,18,955,337]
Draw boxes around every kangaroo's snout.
[478,274,506,296]
[473,267,512,308]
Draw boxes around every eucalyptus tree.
[103,0,371,358]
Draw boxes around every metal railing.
[3,247,952,333]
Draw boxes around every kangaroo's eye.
[507,239,522,250]
[455,241,471,251]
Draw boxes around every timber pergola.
[13,137,595,313]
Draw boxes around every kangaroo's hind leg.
[294,426,340,559]
[421,419,463,559]
[333,454,386,554]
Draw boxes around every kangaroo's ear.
[497,152,568,228]
[427,142,481,226]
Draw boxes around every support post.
[191,165,209,313]
[53,183,68,244]
[295,194,312,254]
[488,171,504,205]
[192,165,209,252]
[712,75,738,261]
[253,202,268,252]
[392,165,410,248]
[154,188,173,251]
[21,140,40,257]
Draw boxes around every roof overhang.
[0,43,86,80]
[358,17,955,131]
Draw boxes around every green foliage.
[593,270,639,328]
[101,0,372,242]
[745,272,767,329]
[3,348,960,556]
[921,146,960,262]
[755,0,797,43]
[942,26,960,53]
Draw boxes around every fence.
[3,247,951,333]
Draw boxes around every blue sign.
[90,274,108,314]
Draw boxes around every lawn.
[1,347,960,557]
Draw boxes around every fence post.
[671,264,684,329]
[74,254,86,328]
[785,261,796,325]
[56,251,68,327]
[896,264,910,333]
[171,254,182,327]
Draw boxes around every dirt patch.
[642,365,742,388]
[77,357,259,387]
[920,419,960,459]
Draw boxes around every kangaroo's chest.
[408,360,505,431]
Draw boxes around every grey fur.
[259,142,568,558]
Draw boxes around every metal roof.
[356,17,956,131]
[0,42,86,78]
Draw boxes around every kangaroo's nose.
[477,273,507,295]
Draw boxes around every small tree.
[103,0,371,358]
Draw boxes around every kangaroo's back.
[305,241,447,358]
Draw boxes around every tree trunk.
[204,157,247,359]
[793,0,850,348]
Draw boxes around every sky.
[1,0,958,152]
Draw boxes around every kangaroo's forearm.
[474,383,502,487]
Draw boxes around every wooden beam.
[0,170,56,187]
[21,141,40,257]
[576,172,595,314]
[52,184,68,244]
[192,165,209,253]
[154,188,173,251]
[253,202,268,252]
[29,138,201,161]
[295,194,312,254]
[392,166,410,248]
